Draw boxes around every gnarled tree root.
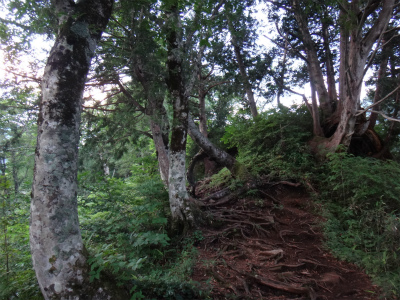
[229,264,317,300]
[190,186,247,207]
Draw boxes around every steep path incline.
[191,185,378,299]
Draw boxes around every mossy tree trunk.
[30,0,116,299]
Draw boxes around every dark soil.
[190,183,379,300]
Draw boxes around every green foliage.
[320,153,400,297]
[127,246,208,300]
[0,88,40,300]
[79,106,158,180]
[222,105,314,181]
[0,186,41,300]
[324,152,400,209]
[79,165,208,299]
[79,175,169,269]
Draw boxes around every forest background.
[1,0,400,299]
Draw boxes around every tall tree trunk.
[277,33,289,108]
[165,3,193,231]
[151,120,169,184]
[30,1,117,299]
[309,74,324,137]
[337,8,349,122]
[326,0,394,150]
[131,59,170,186]
[292,0,333,118]
[150,107,170,186]
[232,42,258,118]
[226,16,258,118]
[369,32,394,129]
[10,150,20,194]
[322,16,338,106]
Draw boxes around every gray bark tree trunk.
[120,57,171,187]
[130,53,170,186]
[292,0,333,118]
[165,3,193,231]
[309,72,324,137]
[322,16,338,106]
[150,118,170,185]
[29,1,117,299]
[325,0,394,150]
[277,33,289,107]
[292,0,394,154]
[232,41,259,118]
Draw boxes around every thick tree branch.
[188,114,236,172]
[357,0,381,36]
[363,27,386,76]
[362,0,394,55]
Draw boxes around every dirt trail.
[191,185,379,299]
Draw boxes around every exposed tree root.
[191,184,380,300]
[236,276,250,295]
[229,264,317,300]
[190,186,247,207]
[192,174,301,208]
[201,186,233,202]
[268,263,306,271]
[270,181,302,187]
[259,190,280,204]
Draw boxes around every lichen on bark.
[30,0,116,299]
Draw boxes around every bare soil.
[190,184,379,300]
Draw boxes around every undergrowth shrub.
[0,187,42,300]
[221,105,314,181]
[78,170,208,299]
[320,153,400,298]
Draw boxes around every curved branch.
[356,85,400,116]
[368,110,400,123]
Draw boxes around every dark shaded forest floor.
[190,183,379,300]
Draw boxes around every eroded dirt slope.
[191,184,378,300]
